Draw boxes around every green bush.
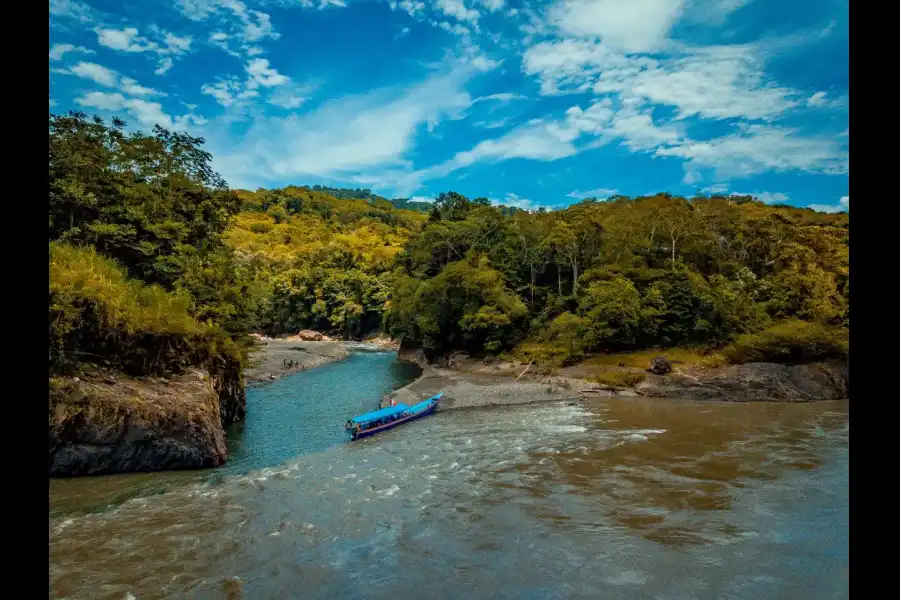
[722,320,848,365]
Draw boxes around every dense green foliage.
[49,113,251,376]
[384,191,848,362]
[51,114,849,374]
[224,186,425,338]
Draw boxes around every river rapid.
[49,350,849,600]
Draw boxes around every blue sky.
[49,0,849,212]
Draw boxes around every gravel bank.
[383,366,603,411]
[245,339,351,383]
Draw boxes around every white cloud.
[567,188,618,199]
[474,118,511,129]
[205,63,480,189]
[684,0,752,25]
[389,0,426,17]
[479,0,505,11]
[436,0,480,24]
[268,83,313,109]
[729,190,789,204]
[656,124,848,178]
[69,61,118,87]
[49,43,94,61]
[808,195,849,213]
[202,78,246,107]
[49,0,94,24]
[439,21,471,36]
[682,168,701,185]
[120,77,164,97]
[549,0,686,53]
[163,32,193,54]
[703,183,730,194]
[75,90,205,131]
[439,120,580,173]
[246,58,290,87]
[475,92,527,103]
[524,39,799,122]
[408,195,435,203]
[497,192,542,211]
[807,91,827,107]
[75,91,127,111]
[179,0,279,58]
[155,58,174,75]
[805,91,846,110]
[95,27,157,52]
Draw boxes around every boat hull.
[349,396,441,440]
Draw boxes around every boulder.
[648,355,673,375]
[295,330,324,341]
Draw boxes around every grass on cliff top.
[50,242,239,376]
[50,242,208,337]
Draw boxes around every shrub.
[722,320,848,365]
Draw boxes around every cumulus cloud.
[49,0,94,24]
[524,39,798,122]
[435,0,480,25]
[95,27,157,52]
[388,0,426,17]
[75,91,204,130]
[549,0,685,53]
[69,61,119,87]
[49,43,94,61]
[808,195,849,213]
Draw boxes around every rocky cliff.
[49,365,245,476]
[635,361,848,402]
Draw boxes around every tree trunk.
[557,266,563,296]
[572,258,579,295]
[530,263,535,306]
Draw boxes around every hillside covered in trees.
[50,113,849,382]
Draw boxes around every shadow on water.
[49,350,422,517]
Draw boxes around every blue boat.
[345,392,443,440]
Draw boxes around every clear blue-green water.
[49,350,848,600]
[225,351,422,475]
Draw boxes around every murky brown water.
[50,363,848,600]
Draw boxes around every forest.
[49,114,849,380]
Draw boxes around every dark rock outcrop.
[648,356,672,375]
[635,361,848,402]
[49,365,245,476]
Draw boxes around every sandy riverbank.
[245,338,352,383]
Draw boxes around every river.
[50,350,849,600]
